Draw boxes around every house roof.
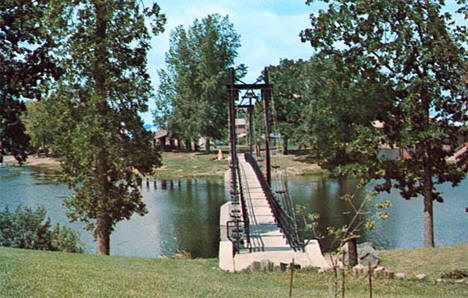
[154,129,168,139]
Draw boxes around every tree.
[23,101,59,155]
[299,55,391,179]
[301,0,467,247]
[155,14,241,152]
[0,0,60,163]
[46,0,166,255]
[268,59,308,155]
[267,55,387,177]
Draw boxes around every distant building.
[235,118,247,136]
[372,121,411,160]
[373,121,467,161]
[153,129,173,152]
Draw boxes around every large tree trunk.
[205,138,210,153]
[193,140,198,152]
[169,138,175,151]
[96,215,111,255]
[423,159,435,248]
[185,139,191,152]
[93,1,111,256]
[282,136,288,155]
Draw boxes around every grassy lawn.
[153,150,326,179]
[0,245,466,297]
[153,151,229,179]
[379,244,468,280]
[5,150,326,180]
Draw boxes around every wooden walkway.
[219,154,329,272]
[237,154,292,252]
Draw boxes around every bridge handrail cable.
[234,154,250,247]
[243,153,304,251]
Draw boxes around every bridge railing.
[244,153,304,251]
[235,157,250,246]
[228,153,250,254]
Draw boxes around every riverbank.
[153,150,326,179]
[3,151,325,179]
[3,155,61,173]
[0,244,466,297]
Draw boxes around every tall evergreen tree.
[302,0,467,247]
[46,0,166,255]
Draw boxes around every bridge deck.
[219,154,329,272]
[237,154,291,252]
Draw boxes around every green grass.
[153,152,230,179]
[12,150,325,180]
[152,150,327,180]
[379,244,468,280]
[0,245,467,297]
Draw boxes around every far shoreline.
[3,155,60,167]
[2,151,327,179]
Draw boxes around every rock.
[395,272,406,279]
[358,242,379,268]
[373,266,394,279]
[171,250,192,259]
[352,264,369,276]
[318,267,330,274]
[249,260,276,272]
[217,149,224,160]
[250,261,261,273]
[261,259,275,272]
[415,274,427,281]
[373,266,386,278]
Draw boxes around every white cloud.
[142,0,317,124]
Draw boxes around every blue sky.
[142,0,465,127]
[143,0,322,127]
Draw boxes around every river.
[0,164,466,258]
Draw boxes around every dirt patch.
[4,155,60,167]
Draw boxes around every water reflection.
[1,165,466,258]
[0,166,225,258]
[284,176,468,250]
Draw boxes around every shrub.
[0,206,83,253]
[51,223,83,253]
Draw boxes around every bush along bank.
[0,206,83,253]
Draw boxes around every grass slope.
[153,151,325,179]
[0,245,467,297]
[153,152,229,179]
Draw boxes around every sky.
[142,0,465,128]
[142,0,324,127]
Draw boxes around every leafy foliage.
[45,0,166,254]
[0,206,82,253]
[302,0,467,247]
[268,55,388,177]
[268,59,309,154]
[22,101,60,155]
[154,14,241,148]
[0,0,60,163]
